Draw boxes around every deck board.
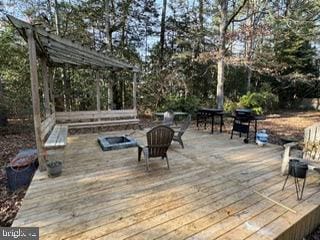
[13,128,320,239]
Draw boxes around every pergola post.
[96,71,101,120]
[132,72,137,111]
[40,57,51,117]
[26,29,46,171]
[107,80,113,110]
[48,68,56,114]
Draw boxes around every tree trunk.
[104,0,113,52]
[120,0,131,51]
[160,0,167,65]
[122,81,125,109]
[46,0,54,26]
[107,79,114,110]
[62,68,71,111]
[196,0,204,55]
[216,0,248,109]
[54,0,60,35]
[246,65,252,92]
[216,0,227,110]
[54,0,71,111]
[246,27,254,93]
[245,0,252,93]
[0,76,3,98]
[245,0,257,93]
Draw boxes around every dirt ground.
[0,111,320,235]
[0,122,35,227]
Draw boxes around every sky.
[0,0,168,58]
[1,1,26,19]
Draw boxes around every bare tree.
[216,0,248,109]
[0,76,3,98]
[104,0,113,52]
[54,0,60,35]
[160,0,167,66]
[244,0,268,92]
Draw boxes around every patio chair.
[281,123,320,175]
[172,114,191,149]
[138,125,174,171]
[163,110,174,126]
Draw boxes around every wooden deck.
[13,128,320,240]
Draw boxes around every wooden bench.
[65,119,140,129]
[55,110,141,129]
[44,125,68,149]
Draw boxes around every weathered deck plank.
[12,129,320,240]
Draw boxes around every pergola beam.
[37,31,134,69]
[7,15,140,71]
[44,41,109,67]
[48,52,104,68]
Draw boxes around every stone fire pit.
[98,136,137,151]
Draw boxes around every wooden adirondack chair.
[281,123,320,175]
[138,125,174,171]
[172,114,191,149]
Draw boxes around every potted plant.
[46,160,63,177]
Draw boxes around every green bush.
[158,95,200,115]
[239,91,279,114]
[224,100,238,113]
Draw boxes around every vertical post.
[26,29,45,171]
[107,80,113,110]
[132,72,137,111]
[48,68,56,114]
[96,71,101,120]
[40,57,51,117]
[122,81,125,109]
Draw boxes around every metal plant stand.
[282,159,308,200]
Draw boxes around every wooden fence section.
[13,129,320,240]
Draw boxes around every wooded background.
[0,0,319,119]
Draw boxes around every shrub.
[158,95,200,115]
[239,91,279,114]
[224,100,238,113]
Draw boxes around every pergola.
[8,15,140,170]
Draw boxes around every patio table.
[196,108,225,134]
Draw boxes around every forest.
[0,0,319,120]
